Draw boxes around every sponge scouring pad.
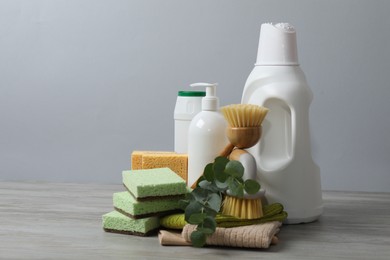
[122,168,187,200]
[102,211,159,236]
[113,191,182,219]
[131,151,188,182]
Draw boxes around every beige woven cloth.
[159,221,281,248]
[182,221,281,248]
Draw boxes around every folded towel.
[160,203,287,230]
[159,221,281,248]
[158,230,191,246]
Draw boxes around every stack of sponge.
[102,167,188,236]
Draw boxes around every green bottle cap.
[178,91,206,97]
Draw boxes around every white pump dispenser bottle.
[242,23,323,224]
[187,83,228,187]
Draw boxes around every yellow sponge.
[131,151,188,183]
[131,151,171,170]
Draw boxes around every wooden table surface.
[0,181,389,259]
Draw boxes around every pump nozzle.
[190,82,219,111]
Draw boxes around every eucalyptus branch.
[179,156,261,247]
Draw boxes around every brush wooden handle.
[228,149,247,161]
[219,143,235,158]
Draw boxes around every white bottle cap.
[255,22,299,66]
[190,83,219,111]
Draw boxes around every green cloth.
[160,203,288,230]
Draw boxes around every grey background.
[1,0,389,192]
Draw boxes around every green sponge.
[113,191,181,219]
[122,168,187,200]
[102,211,159,236]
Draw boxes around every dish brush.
[220,104,269,219]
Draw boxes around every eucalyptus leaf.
[225,160,244,178]
[202,216,217,232]
[178,199,189,210]
[206,193,222,212]
[199,180,220,193]
[198,180,211,189]
[229,179,244,198]
[188,212,206,224]
[193,175,205,187]
[203,206,218,218]
[213,157,229,178]
[197,227,214,235]
[203,163,214,182]
[214,168,228,183]
[244,179,261,194]
[214,156,229,166]
[190,231,207,248]
[184,200,203,221]
[215,180,229,189]
[191,187,209,201]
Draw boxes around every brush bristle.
[221,195,264,219]
[221,104,269,128]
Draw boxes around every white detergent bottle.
[187,83,228,187]
[174,90,205,154]
[242,23,323,224]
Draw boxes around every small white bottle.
[242,23,323,224]
[174,90,205,154]
[187,83,228,187]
